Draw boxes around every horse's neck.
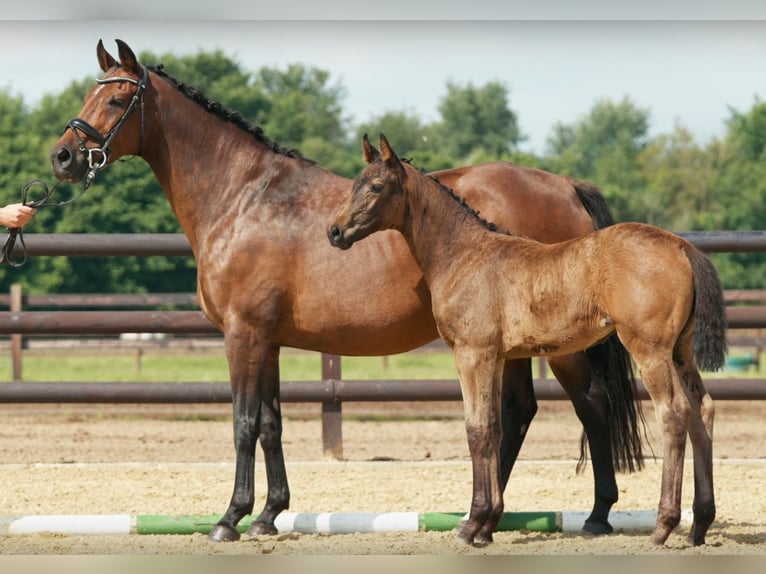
[141,79,313,249]
[402,171,490,278]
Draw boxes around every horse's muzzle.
[49,143,87,183]
[327,223,352,250]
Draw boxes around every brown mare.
[50,39,644,543]
[328,134,728,546]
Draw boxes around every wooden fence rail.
[3,232,766,458]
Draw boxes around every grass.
[2,346,465,383]
[2,343,762,383]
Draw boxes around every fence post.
[10,283,22,382]
[321,353,343,460]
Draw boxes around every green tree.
[545,97,650,222]
[353,110,453,172]
[433,80,523,162]
[702,98,766,288]
[636,122,715,229]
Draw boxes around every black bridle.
[0,65,149,267]
[66,64,149,186]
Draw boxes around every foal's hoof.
[582,519,614,536]
[246,521,279,538]
[474,532,493,547]
[208,524,241,542]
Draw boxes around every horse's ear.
[379,133,403,165]
[96,39,117,72]
[362,134,380,164]
[115,39,140,74]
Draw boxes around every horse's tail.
[573,178,646,473]
[583,337,646,473]
[572,179,616,228]
[685,247,728,371]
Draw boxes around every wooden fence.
[2,232,766,457]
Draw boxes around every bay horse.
[49,39,645,543]
[328,134,727,547]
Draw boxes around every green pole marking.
[135,512,561,535]
[418,512,559,532]
[136,514,252,535]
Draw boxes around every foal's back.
[432,221,695,359]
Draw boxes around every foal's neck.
[401,166,502,277]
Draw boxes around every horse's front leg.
[246,345,289,537]
[208,327,287,542]
[453,347,505,546]
[498,358,538,490]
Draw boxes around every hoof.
[455,525,475,546]
[208,524,241,542]
[582,519,614,536]
[651,527,671,546]
[474,532,493,547]
[246,521,279,537]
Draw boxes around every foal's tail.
[573,179,646,473]
[686,247,728,371]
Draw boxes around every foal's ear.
[379,133,404,173]
[96,39,117,72]
[115,39,141,75]
[362,134,381,164]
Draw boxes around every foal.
[328,134,727,547]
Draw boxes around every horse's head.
[50,39,149,183]
[327,133,408,250]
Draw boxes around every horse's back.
[434,162,596,242]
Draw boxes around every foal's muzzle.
[327,223,352,250]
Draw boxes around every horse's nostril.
[57,147,71,163]
[51,145,72,170]
[328,224,342,243]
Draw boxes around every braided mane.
[401,158,509,235]
[147,64,314,163]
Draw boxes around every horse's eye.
[108,96,126,107]
[371,183,383,193]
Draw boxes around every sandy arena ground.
[0,399,764,558]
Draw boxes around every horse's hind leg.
[548,352,618,535]
[676,342,715,545]
[633,351,690,545]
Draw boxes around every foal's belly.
[501,324,614,360]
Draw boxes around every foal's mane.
[401,158,509,236]
[146,64,315,163]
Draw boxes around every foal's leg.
[453,346,505,546]
[548,352,618,535]
[676,342,716,545]
[633,351,690,545]
[209,327,289,542]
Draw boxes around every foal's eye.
[371,183,383,193]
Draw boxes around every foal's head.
[327,133,408,250]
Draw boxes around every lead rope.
[0,167,100,267]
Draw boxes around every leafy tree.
[432,80,523,162]
[636,122,716,229]
[544,97,650,222]
[702,98,766,288]
[353,110,453,172]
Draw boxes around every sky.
[3,11,766,155]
